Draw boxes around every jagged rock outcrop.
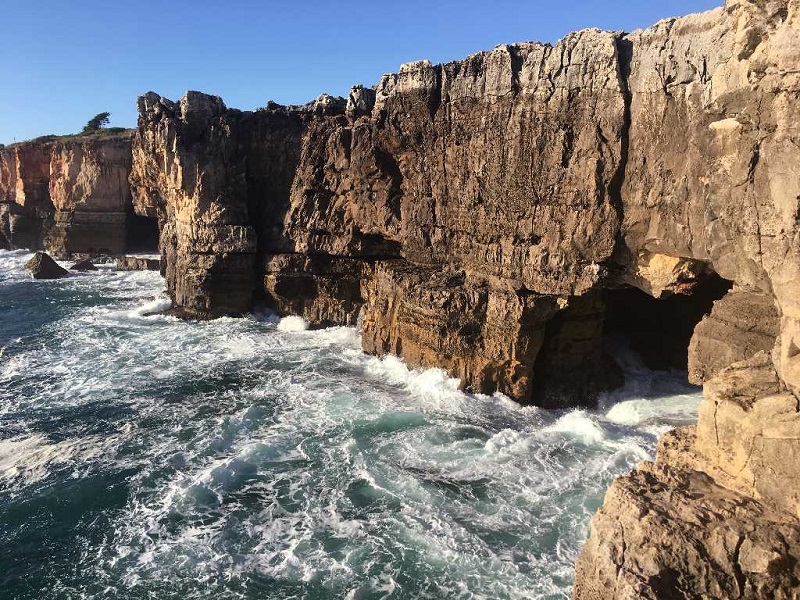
[127,2,800,594]
[576,354,800,599]
[689,289,780,384]
[25,251,68,279]
[574,1,800,598]
[263,254,366,327]
[0,131,140,256]
[130,92,311,318]
[48,136,133,255]
[133,30,630,402]
[1,142,53,249]
[574,443,800,599]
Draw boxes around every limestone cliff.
[0,131,141,256]
[130,92,318,317]
[132,30,630,404]
[127,0,800,595]
[573,0,800,597]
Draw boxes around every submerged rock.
[70,258,98,271]
[25,251,68,279]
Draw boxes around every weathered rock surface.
[574,456,800,599]
[575,351,800,599]
[70,258,98,271]
[0,201,47,250]
[130,92,309,318]
[697,352,800,517]
[618,0,800,389]
[262,254,366,327]
[689,289,780,384]
[133,29,630,403]
[48,135,134,256]
[361,260,557,400]
[574,1,800,597]
[283,32,626,294]
[25,251,68,279]
[0,131,139,257]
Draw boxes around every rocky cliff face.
[0,131,139,256]
[130,92,311,317]
[573,0,800,597]
[129,0,800,595]
[132,29,631,403]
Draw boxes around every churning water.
[0,249,702,599]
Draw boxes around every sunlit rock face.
[574,0,800,597]
[0,131,135,255]
[133,29,629,403]
[130,91,310,318]
[129,2,800,594]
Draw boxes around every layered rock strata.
[129,0,800,595]
[573,0,800,597]
[130,92,311,317]
[132,29,632,400]
[0,132,139,256]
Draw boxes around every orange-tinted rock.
[0,132,135,256]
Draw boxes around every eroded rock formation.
[130,92,310,317]
[0,131,141,257]
[573,0,800,597]
[131,29,634,401]
[127,0,800,595]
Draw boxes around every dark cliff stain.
[610,35,633,221]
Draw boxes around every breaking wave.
[0,250,701,599]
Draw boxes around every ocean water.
[0,249,702,600]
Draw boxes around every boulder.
[70,258,98,271]
[25,251,68,279]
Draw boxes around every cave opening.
[125,213,159,253]
[603,273,733,373]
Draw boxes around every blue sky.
[0,1,721,144]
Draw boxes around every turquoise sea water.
[0,249,702,599]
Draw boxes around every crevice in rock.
[603,272,733,372]
[602,34,634,279]
[125,212,159,253]
[732,534,747,597]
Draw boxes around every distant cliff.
[0,130,146,257]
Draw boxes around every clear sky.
[0,0,722,144]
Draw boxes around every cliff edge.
[41,0,800,595]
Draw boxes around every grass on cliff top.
[1,127,134,149]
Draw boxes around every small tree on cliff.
[82,112,111,134]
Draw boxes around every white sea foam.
[543,411,607,445]
[0,249,705,599]
[0,433,119,489]
[277,315,310,332]
[129,294,173,318]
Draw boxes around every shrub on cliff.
[82,112,111,134]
